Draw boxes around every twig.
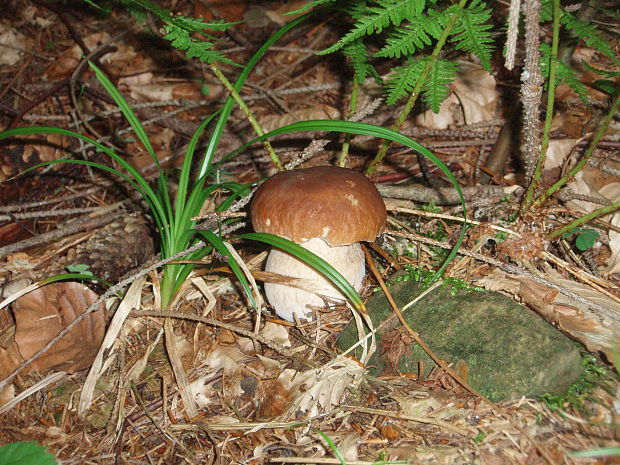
[0,55,31,102]
[504,0,522,70]
[0,206,103,222]
[7,79,69,129]
[0,186,104,212]
[377,184,523,206]
[0,203,126,259]
[133,309,294,357]
[522,0,562,212]
[341,405,468,436]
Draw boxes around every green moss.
[540,353,612,414]
[340,277,584,401]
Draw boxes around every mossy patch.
[339,277,583,401]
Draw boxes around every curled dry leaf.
[0,282,105,379]
[415,61,499,130]
[0,23,27,66]
[543,139,579,170]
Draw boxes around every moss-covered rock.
[338,278,583,401]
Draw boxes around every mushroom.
[251,166,387,321]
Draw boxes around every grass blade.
[0,126,170,237]
[88,61,174,223]
[175,110,220,219]
[197,230,257,310]
[239,232,365,311]
[228,119,468,279]
[87,62,158,165]
[196,13,311,179]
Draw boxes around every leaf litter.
[0,1,619,463]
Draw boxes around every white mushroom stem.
[263,237,365,322]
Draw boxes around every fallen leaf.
[284,355,364,419]
[8,282,105,376]
[0,24,27,66]
[260,321,291,348]
[415,61,499,129]
[202,343,248,399]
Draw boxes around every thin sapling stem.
[365,0,468,176]
[208,63,283,171]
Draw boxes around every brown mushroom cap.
[251,166,387,246]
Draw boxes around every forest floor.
[0,1,619,464]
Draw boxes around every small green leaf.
[575,229,599,251]
[38,273,113,288]
[593,80,620,96]
[66,264,94,277]
[240,232,365,312]
[0,441,58,465]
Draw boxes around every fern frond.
[123,0,236,65]
[343,40,379,83]
[561,11,620,65]
[540,43,588,104]
[385,57,429,104]
[320,0,427,54]
[348,0,372,20]
[540,0,553,22]
[163,26,236,65]
[385,57,457,111]
[375,10,446,58]
[582,62,620,79]
[449,0,494,71]
[423,58,458,112]
[172,16,235,33]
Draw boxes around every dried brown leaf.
[11,282,105,375]
[379,327,414,375]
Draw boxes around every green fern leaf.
[163,26,235,65]
[320,0,427,54]
[343,40,379,83]
[540,43,589,104]
[385,57,429,104]
[561,11,620,65]
[424,58,458,112]
[450,0,494,71]
[173,16,235,33]
[540,0,553,22]
[375,10,446,58]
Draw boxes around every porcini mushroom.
[251,166,387,321]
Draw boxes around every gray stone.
[338,277,583,401]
